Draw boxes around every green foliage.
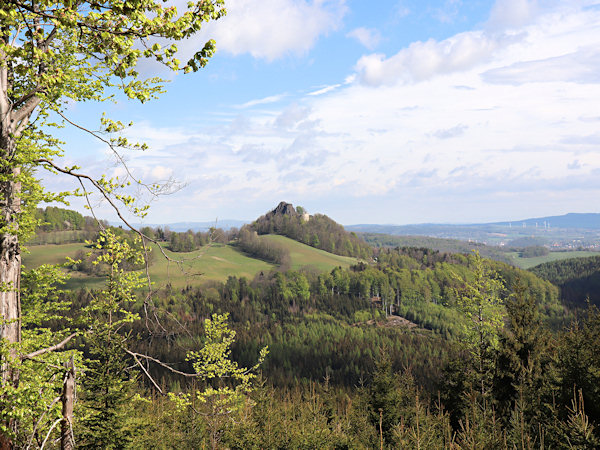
[493,282,552,426]
[556,306,600,426]
[366,349,416,446]
[520,245,549,258]
[78,230,144,448]
[0,264,81,445]
[1,0,226,243]
[362,232,514,265]
[34,206,86,231]
[531,255,600,307]
[453,252,507,397]
[251,208,372,259]
[169,313,267,449]
[237,227,291,268]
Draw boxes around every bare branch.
[23,333,78,360]
[124,349,197,378]
[38,158,193,335]
[53,109,180,200]
[36,158,188,270]
[129,351,163,394]
[40,418,62,450]
[25,396,61,450]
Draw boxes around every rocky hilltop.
[267,201,298,217]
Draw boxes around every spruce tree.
[493,282,552,425]
[366,347,416,447]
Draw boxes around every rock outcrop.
[268,201,297,217]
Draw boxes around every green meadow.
[259,234,357,271]
[507,250,600,269]
[22,235,357,290]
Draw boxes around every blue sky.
[50,0,600,225]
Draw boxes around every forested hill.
[530,255,600,306]
[34,206,103,231]
[249,202,372,259]
[360,233,514,265]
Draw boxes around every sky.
[48,0,600,226]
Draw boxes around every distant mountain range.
[489,213,600,230]
[346,213,600,232]
[345,213,600,248]
[130,213,600,234]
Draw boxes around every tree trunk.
[0,127,21,449]
[61,358,76,450]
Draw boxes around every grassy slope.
[148,243,274,287]
[260,234,357,271]
[22,243,105,291]
[507,250,599,269]
[23,235,357,289]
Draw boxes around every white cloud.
[482,48,600,85]
[346,27,382,50]
[59,2,600,224]
[204,0,348,61]
[431,124,468,139]
[487,0,542,30]
[395,2,410,19]
[149,165,174,181]
[275,103,311,129]
[354,1,600,88]
[236,94,288,109]
[433,0,463,24]
[354,30,517,86]
[307,84,341,96]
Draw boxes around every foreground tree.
[454,252,506,398]
[78,230,145,448]
[169,313,268,449]
[493,282,552,427]
[0,0,225,445]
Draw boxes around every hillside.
[530,255,600,306]
[260,234,357,271]
[250,202,372,259]
[360,233,514,265]
[347,214,600,249]
[22,234,358,288]
[508,250,600,270]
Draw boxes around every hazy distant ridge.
[490,213,600,229]
[347,213,600,232]
[129,213,600,235]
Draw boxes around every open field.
[22,235,357,289]
[23,242,274,289]
[260,234,358,271]
[508,250,600,269]
[23,242,87,267]
[147,243,274,287]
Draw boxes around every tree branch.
[124,349,197,378]
[25,396,61,450]
[128,351,163,394]
[23,333,78,360]
[12,95,41,130]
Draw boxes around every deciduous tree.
[454,252,506,398]
[0,0,225,445]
